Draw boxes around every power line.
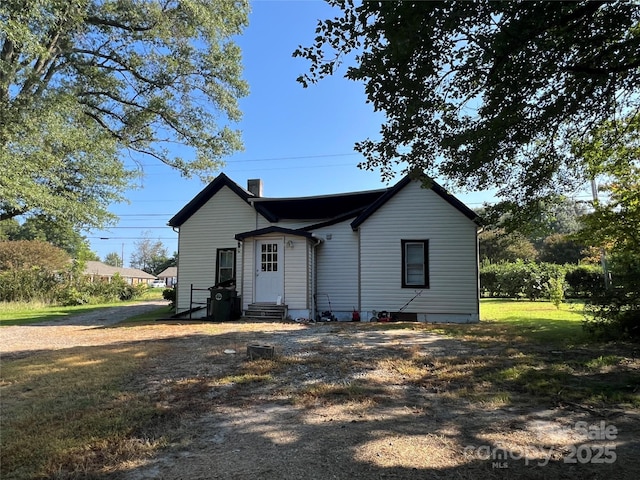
[118,213,173,217]
[123,152,360,168]
[89,236,176,240]
[226,153,360,163]
[127,161,360,176]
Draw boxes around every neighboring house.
[84,261,156,285]
[168,172,482,323]
[157,266,177,287]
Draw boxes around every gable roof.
[350,174,481,229]
[84,261,156,280]
[157,266,177,278]
[168,173,253,227]
[168,171,481,230]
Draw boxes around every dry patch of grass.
[0,345,171,479]
[291,380,386,407]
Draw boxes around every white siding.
[311,220,360,320]
[176,186,256,314]
[359,181,479,320]
[175,177,478,322]
[239,234,311,312]
[282,235,308,310]
[239,239,254,309]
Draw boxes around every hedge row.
[480,261,604,300]
[0,268,147,305]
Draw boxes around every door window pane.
[261,243,278,272]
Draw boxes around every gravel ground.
[2,305,639,479]
[0,300,171,357]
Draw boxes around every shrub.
[480,261,557,300]
[56,285,91,306]
[84,274,145,302]
[480,261,606,300]
[584,290,640,340]
[162,287,176,308]
[0,240,69,271]
[479,263,500,297]
[564,265,604,298]
[584,253,640,340]
[0,259,148,306]
[547,275,566,308]
[0,268,62,303]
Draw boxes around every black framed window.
[401,240,429,288]
[216,248,236,284]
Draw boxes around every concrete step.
[244,303,287,321]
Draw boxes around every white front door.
[255,240,284,302]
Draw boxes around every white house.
[168,172,482,323]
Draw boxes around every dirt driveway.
[1,300,172,356]
[2,305,639,479]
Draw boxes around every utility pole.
[591,178,611,290]
[121,243,125,268]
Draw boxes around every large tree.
[573,114,640,338]
[295,1,640,220]
[478,228,538,264]
[129,232,169,275]
[1,215,98,259]
[103,251,123,268]
[574,114,640,258]
[0,240,70,272]
[1,0,249,228]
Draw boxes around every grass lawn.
[426,298,592,346]
[417,299,639,408]
[118,304,175,324]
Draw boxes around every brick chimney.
[247,179,263,197]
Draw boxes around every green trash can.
[208,287,234,321]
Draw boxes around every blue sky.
[89,0,494,264]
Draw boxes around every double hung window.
[401,240,429,288]
[216,248,236,284]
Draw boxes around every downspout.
[251,201,258,305]
[357,227,361,314]
[311,235,322,321]
[475,225,483,320]
[238,238,244,308]
[172,226,180,314]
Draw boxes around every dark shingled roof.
[168,172,481,229]
[253,189,387,222]
[234,226,315,241]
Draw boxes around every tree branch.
[563,58,640,75]
[71,49,163,87]
[85,15,157,33]
[1,207,29,222]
